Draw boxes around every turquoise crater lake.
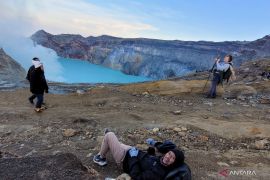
[57,57,150,83]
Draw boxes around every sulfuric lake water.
[57,57,150,83]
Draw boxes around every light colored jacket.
[216,62,230,71]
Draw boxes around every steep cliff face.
[0,48,26,85]
[31,30,270,79]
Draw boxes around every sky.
[1,0,270,41]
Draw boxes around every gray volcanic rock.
[0,153,93,180]
[31,30,270,79]
[0,48,26,87]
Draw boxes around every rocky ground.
[0,59,270,180]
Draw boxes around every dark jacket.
[29,67,48,94]
[123,150,170,180]
[26,65,35,81]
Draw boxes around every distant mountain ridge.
[31,30,270,79]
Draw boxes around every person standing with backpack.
[207,54,236,98]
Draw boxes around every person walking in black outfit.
[26,57,40,104]
[28,59,49,112]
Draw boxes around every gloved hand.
[45,89,49,93]
[129,147,139,157]
[146,138,156,146]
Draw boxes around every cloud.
[0,0,158,38]
[0,36,65,82]
[70,18,157,37]
[0,0,65,82]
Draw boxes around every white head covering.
[34,61,43,68]
[32,57,40,67]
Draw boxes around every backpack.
[220,63,233,84]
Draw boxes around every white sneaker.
[93,154,107,166]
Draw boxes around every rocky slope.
[31,30,270,79]
[0,48,26,88]
[119,58,270,97]
[0,59,269,179]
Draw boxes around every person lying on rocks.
[93,130,185,180]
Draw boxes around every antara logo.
[229,170,256,176]
[219,169,256,177]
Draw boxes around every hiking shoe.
[93,154,107,166]
[206,95,216,99]
[34,108,43,113]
